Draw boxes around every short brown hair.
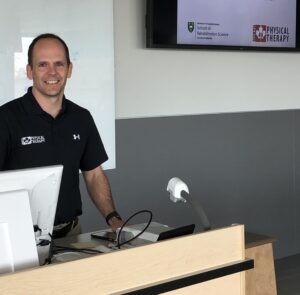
[28,33,71,66]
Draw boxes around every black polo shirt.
[0,87,108,225]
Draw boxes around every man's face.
[26,38,72,100]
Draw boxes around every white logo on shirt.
[73,134,80,140]
[21,136,45,145]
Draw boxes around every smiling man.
[26,36,73,118]
[0,33,123,238]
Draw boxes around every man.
[0,33,123,238]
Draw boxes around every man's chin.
[43,88,64,98]
[32,85,65,100]
[46,91,61,97]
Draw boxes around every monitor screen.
[0,190,39,274]
[0,165,63,273]
[146,0,300,51]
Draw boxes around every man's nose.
[47,64,58,74]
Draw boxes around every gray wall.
[80,110,300,259]
[79,0,300,260]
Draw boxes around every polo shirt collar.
[22,87,67,116]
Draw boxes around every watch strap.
[105,211,122,225]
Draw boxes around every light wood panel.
[0,225,246,295]
[246,243,277,295]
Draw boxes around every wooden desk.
[245,232,277,295]
[0,225,251,295]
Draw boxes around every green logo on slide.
[188,22,195,33]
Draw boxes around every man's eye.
[56,62,66,67]
[38,63,47,67]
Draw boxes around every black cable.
[43,209,153,262]
[52,245,103,255]
[39,233,53,265]
[116,209,153,249]
[39,233,102,264]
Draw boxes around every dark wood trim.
[124,259,254,295]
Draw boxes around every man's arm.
[82,165,123,231]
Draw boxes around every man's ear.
[26,64,33,80]
[67,62,73,78]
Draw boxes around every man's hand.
[108,217,125,232]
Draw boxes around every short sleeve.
[80,112,108,171]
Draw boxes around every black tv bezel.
[146,0,300,52]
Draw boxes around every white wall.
[114,0,300,119]
[0,0,115,169]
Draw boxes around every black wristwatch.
[105,211,122,225]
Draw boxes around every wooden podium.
[0,225,251,294]
[245,232,277,295]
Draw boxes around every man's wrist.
[105,211,122,225]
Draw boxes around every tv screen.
[146,0,300,51]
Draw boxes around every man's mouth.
[45,80,60,85]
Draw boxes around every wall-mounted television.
[146,0,300,51]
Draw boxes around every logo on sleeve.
[21,136,45,145]
[73,134,80,140]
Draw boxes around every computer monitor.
[0,190,39,274]
[0,165,63,274]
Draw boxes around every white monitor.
[0,190,39,274]
[0,165,63,274]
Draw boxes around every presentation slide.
[177,0,296,48]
